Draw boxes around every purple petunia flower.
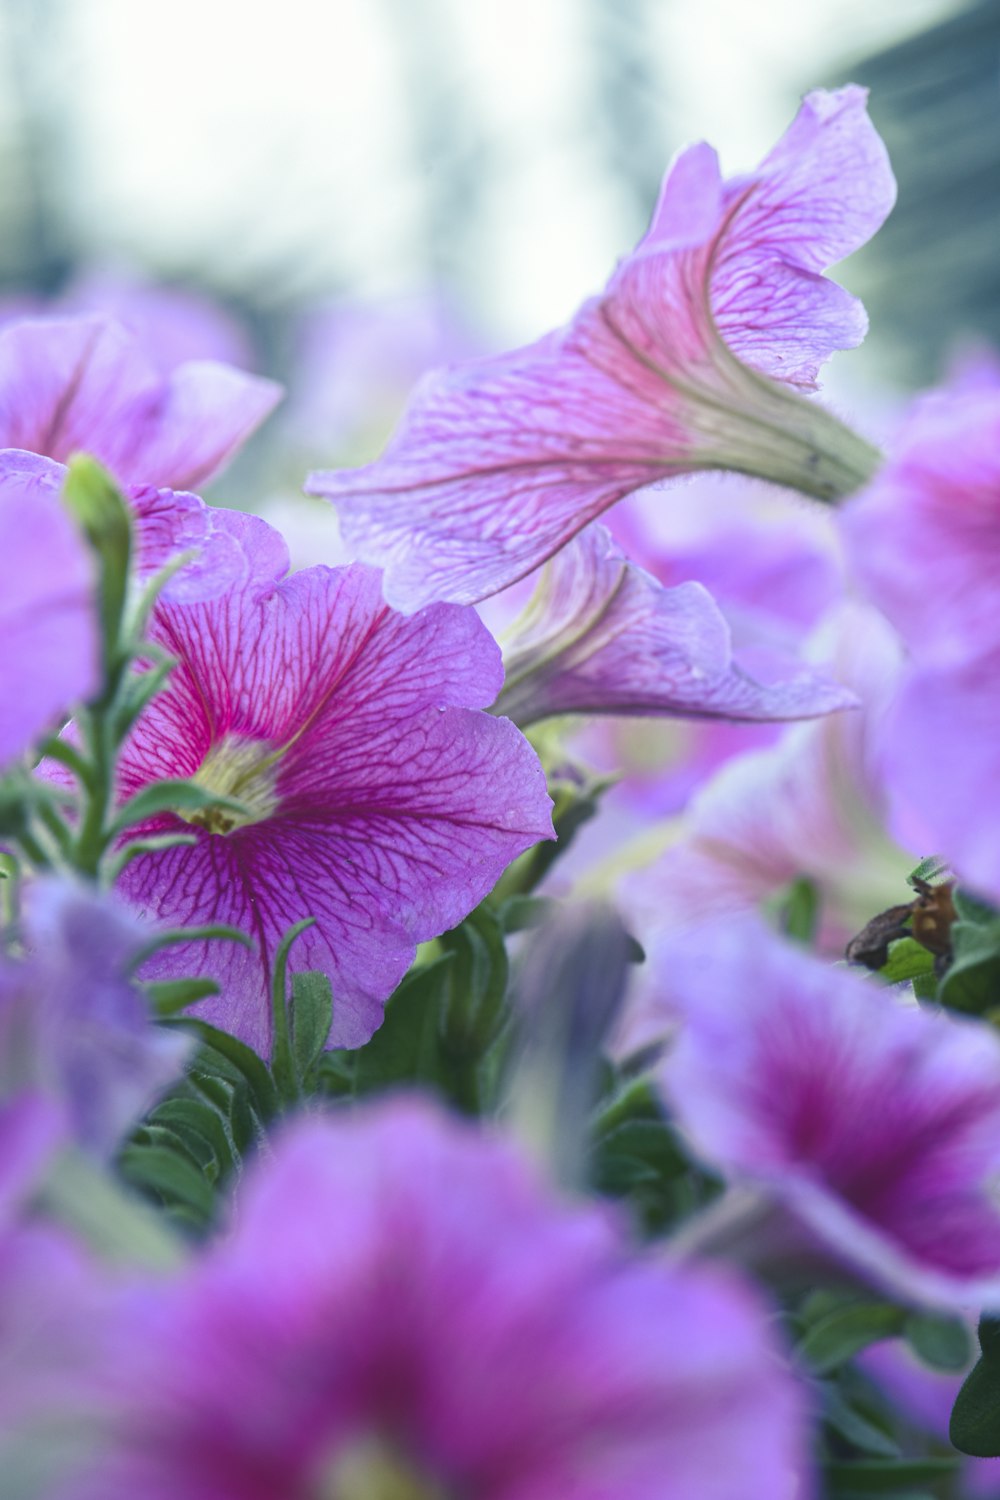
[877,649,1000,905]
[0,313,280,490]
[841,375,1000,671]
[114,529,553,1053]
[0,879,189,1160]
[622,601,915,958]
[0,451,97,768]
[493,523,857,728]
[309,86,894,611]
[840,375,1000,901]
[71,1099,811,1500]
[1,448,258,613]
[657,916,1000,1309]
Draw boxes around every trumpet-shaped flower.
[841,375,1000,900]
[115,535,553,1052]
[2,447,261,622]
[623,602,915,957]
[493,524,856,727]
[310,86,893,611]
[0,313,280,490]
[878,648,1000,905]
[658,917,1000,1309]
[841,375,1000,669]
[0,451,97,767]
[73,1100,810,1500]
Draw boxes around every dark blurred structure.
[850,0,1000,386]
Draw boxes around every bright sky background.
[13,0,953,342]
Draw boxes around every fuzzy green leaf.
[796,1303,907,1374]
[290,971,334,1084]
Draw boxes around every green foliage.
[795,1301,908,1376]
[937,889,1000,1016]
[824,1456,958,1492]
[780,875,820,945]
[904,1311,972,1372]
[950,1314,1000,1457]
[492,763,615,900]
[587,1078,716,1235]
[878,937,936,985]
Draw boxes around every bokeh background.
[0,0,995,474]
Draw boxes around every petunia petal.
[0,314,281,489]
[0,449,97,766]
[658,916,1000,1308]
[310,87,891,611]
[115,559,553,1052]
[494,524,856,726]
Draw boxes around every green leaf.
[912,971,939,1002]
[592,1078,663,1137]
[145,978,220,1016]
[821,1384,901,1458]
[494,767,615,899]
[108,779,250,838]
[269,918,316,1104]
[978,1313,1000,1358]
[796,1302,907,1374]
[879,936,936,984]
[315,1050,356,1097]
[62,456,132,664]
[824,1458,957,1491]
[950,1316,1000,1456]
[781,875,820,945]
[118,1141,216,1220]
[111,651,176,739]
[498,894,556,933]
[904,1311,972,1371]
[952,888,997,924]
[147,1099,234,1177]
[938,911,1000,1015]
[352,956,456,1096]
[165,1018,279,1122]
[590,1118,688,1195]
[438,904,509,1062]
[290,971,334,1084]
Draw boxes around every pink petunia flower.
[841,374,1000,670]
[621,601,915,958]
[114,528,554,1053]
[309,86,894,611]
[657,917,1000,1309]
[876,648,1000,905]
[71,1099,811,1500]
[493,523,856,728]
[1,447,262,613]
[0,451,97,768]
[840,375,1000,901]
[0,313,280,490]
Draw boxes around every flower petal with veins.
[494,524,856,727]
[0,314,281,489]
[115,548,553,1052]
[309,86,893,610]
